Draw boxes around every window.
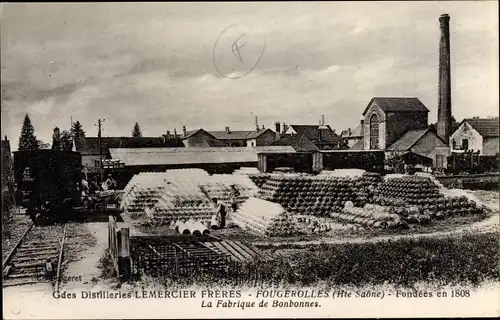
[452,139,456,149]
[462,139,469,151]
[251,142,255,147]
[369,113,380,150]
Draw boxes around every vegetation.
[71,121,86,148]
[60,130,74,150]
[52,127,62,150]
[132,122,142,137]
[124,231,498,289]
[18,113,38,150]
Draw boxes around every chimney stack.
[182,126,186,137]
[282,122,288,134]
[321,114,325,125]
[225,126,231,134]
[274,122,281,142]
[174,128,178,138]
[437,13,452,143]
[255,116,259,131]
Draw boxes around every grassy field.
[98,230,499,290]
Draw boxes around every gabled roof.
[460,118,500,137]
[387,129,438,151]
[272,134,319,152]
[183,129,217,139]
[78,137,183,155]
[245,128,274,139]
[288,125,341,145]
[362,97,429,116]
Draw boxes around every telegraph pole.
[95,119,105,182]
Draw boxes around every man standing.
[212,197,227,229]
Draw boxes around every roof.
[108,147,259,166]
[272,134,319,152]
[255,146,296,154]
[462,118,499,137]
[387,129,430,151]
[362,97,429,116]
[184,128,273,141]
[78,137,183,155]
[350,139,365,150]
[183,129,217,139]
[340,124,363,138]
[288,125,341,145]
[483,137,499,156]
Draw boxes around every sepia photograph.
[1,2,499,319]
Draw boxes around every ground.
[2,189,499,319]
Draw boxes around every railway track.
[2,223,67,289]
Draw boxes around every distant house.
[76,136,183,174]
[450,118,499,156]
[182,126,276,148]
[340,122,364,148]
[283,124,344,150]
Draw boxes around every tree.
[71,121,86,149]
[18,113,39,150]
[132,122,142,137]
[60,130,74,150]
[52,127,61,150]
[429,116,459,134]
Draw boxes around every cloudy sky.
[1,2,498,150]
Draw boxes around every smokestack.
[255,116,259,131]
[274,122,281,142]
[225,126,231,134]
[321,114,325,125]
[437,13,452,142]
[182,126,186,137]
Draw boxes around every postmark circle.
[213,24,266,79]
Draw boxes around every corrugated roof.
[386,129,429,151]
[363,97,429,116]
[463,118,499,137]
[483,137,499,156]
[78,137,183,155]
[109,147,258,166]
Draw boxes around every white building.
[450,118,499,156]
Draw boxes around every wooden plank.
[223,240,254,260]
[8,271,45,278]
[212,241,244,262]
[11,250,59,258]
[17,247,58,253]
[13,262,45,268]
[219,241,248,261]
[12,255,58,263]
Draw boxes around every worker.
[229,185,240,212]
[104,174,117,191]
[212,197,228,229]
[144,203,155,223]
[81,177,89,197]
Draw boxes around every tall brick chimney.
[437,13,452,143]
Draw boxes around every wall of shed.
[385,111,428,147]
[411,132,449,168]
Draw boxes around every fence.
[108,216,131,278]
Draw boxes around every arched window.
[369,113,379,150]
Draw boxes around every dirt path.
[59,222,108,291]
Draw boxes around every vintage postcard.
[1,1,499,319]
